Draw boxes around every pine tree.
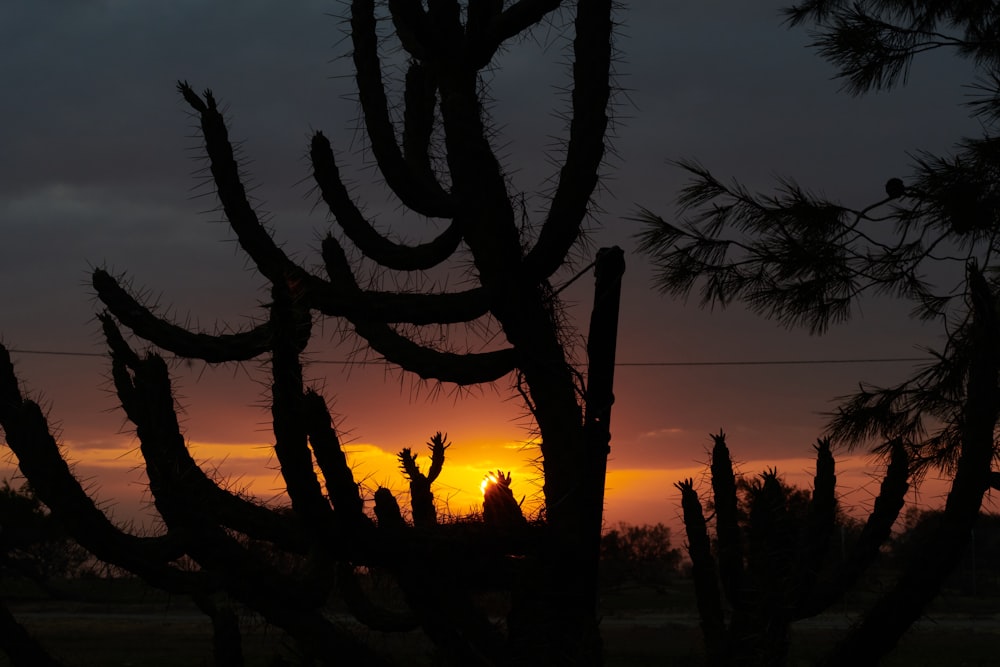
[638,2,1000,663]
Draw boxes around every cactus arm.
[797,438,909,619]
[0,345,209,589]
[321,235,517,385]
[309,132,461,271]
[793,438,838,610]
[465,0,504,65]
[104,323,392,662]
[100,314,309,553]
[486,0,563,57]
[709,431,744,606]
[401,60,438,181]
[94,269,281,362]
[384,0,431,59]
[306,273,490,325]
[177,82,306,287]
[300,390,369,525]
[523,0,612,280]
[676,479,728,667]
[425,431,448,482]
[351,0,453,217]
[267,283,336,528]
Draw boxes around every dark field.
[2,579,997,666]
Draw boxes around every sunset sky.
[1,1,993,532]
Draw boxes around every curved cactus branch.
[105,320,389,662]
[322,234,517,385]
[310,132,461,270]
[306,274,491,325]
[401,59,441,180]
[0,345,200,593]
[177,82,306,287]
[100,314,309,553]
[94,269,281,362]
[351,0,453,217]
[484,1,564,64]
[524,0,612,279]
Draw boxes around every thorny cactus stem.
[709,430,743,605]
[680,432,915,667]
[397,432,450,528]
[675,478,726,667]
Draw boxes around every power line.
[616,357,928,367]
[5,347,929,368]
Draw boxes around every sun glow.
[480,472,499,496]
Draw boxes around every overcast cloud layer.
[0,2,988,522]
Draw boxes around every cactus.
[483,471,526,530]
[398,432,449,528]
[678,432,911,667]
[0,2,623,664]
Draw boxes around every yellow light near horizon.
[479,472,499,496]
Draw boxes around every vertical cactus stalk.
[793,438,837,608]
[682,432,915,666]
[709,431,744,606]
[676,478,727,667]
[798,439,909,618]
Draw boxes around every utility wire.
[5,347,929,368]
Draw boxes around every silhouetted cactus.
[0,2,622,665]
[483,471,526,530]
[677,432,911,667]
[398,432,449,528]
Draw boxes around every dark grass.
[2,577,997,666]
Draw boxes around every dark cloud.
[0,1,982,489]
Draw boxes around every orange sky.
[3,342,989,540]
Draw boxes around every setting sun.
[480,472,499,496]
